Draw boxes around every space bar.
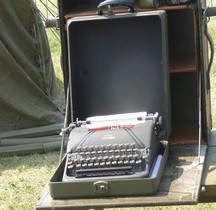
[76,166,132,173]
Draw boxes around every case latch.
[93,181,109,194]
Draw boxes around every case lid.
[67,11,171,136]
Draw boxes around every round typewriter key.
[76,146,82,152]
[102,150,108,154]
[99,145,104,150]
[106,144,112,149]
[109,155,114,159]
[118,160,123,164]
[136,160,142,164]
[80,158,85,162]
[76,164,81,168]
[97,157,102,161]
[120,149,126,153]
[124,160,129,164]
[97,150,102,154]
[100,162,105,166]
[85,151,91,156]
[67,164,74,169]
[88,163,93,167]
[118,144,123,149]
[114,149,120,153]
[108,149,114,153]
[86,157,91,162]
[67,160,73,165]
[121,154,126,159]
[91,157,97,163]
[130,143,136,148]
[106,161,111,165]
[130,160,135,164]
[94,145,100,151]
[133,154,140,159]
[78,152,84,156]
[115,155,120,159]
[82,146,88,152]
[94,162,99,167]
[132,148,138,152]
[91,151,96,155]
[82,163,87,168]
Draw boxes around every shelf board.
[169,55,197,73]
[64,4,193,20]
[65,5,98,20]
[169,124,199,145]
[170,65,197,73]
[136,4,192,12]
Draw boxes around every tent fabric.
[0,0,64,132]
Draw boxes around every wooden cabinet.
[60,2,201,145]
[165,6,199,144]
[138,5,199,144]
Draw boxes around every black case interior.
[67,11,171,136]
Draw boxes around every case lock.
[93,181,109,194]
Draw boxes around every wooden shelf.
[136,4,192,12]
[65,5,99,20]
[169,55,197,73]
[64,4,192,20]
[169,124,199,145]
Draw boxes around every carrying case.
[49,2,171,198]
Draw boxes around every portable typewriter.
[49,9,170,198]
[63,112,163,182]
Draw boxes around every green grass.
[209,22,216,126]
[1,1,216,210]
[0,151,59,209]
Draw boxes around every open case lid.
[67,10,171,137]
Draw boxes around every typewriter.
[63,112,162,182]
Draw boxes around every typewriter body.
[63,113,161,182]
[51,112,169,199]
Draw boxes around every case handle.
[98,0,135,15]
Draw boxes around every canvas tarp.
[0,0,64,153]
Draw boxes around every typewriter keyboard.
[66,143,149,178]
